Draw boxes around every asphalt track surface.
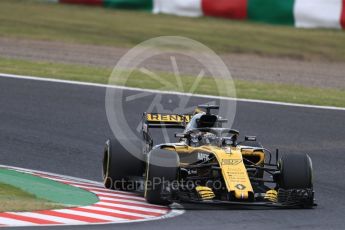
[0,75,345,230]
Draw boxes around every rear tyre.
[144,148,179,205]
[102,139,144,191]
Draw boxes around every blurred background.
[0,0,344,107]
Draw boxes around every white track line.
[89,191,145,201]
[54,209,125,222]
[0,72,344,111]
[96,202,168,214]
[0,165,103,185]
[0,217,35,226]
[80,206,154,219]
[12,213,87,225]
[36,176,102,188]
[36,176,148,202]
[98,197,166,207]
[37,178,145,201]
[18,174,148,203]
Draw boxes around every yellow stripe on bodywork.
[211,147,254,200]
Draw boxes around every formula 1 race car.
[102,105,315,208]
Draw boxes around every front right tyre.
[278,153,313,189]
[277,153,314,207]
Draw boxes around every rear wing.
[143,113,193,128]
[142,113,193,153]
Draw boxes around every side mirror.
[229,129,239,136]
[218,118,228,123]
[245,136,257,141]
[175,133,188,138]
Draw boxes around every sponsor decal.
[221,159,242,165]
[146,114,192,123]
[235,184,246,190]
[188,169,197,175]
[197,152,210,161]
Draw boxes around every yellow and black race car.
[102,105,315,208]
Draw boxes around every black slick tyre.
[277,153,314,208]
[144,148,179,205]
[102,139,144,190]
[278,153,313,189]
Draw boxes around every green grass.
[0,183,63,212]
[0,0,345,61]
[1,57,344,107]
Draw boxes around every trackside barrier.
[55,0,345,29]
